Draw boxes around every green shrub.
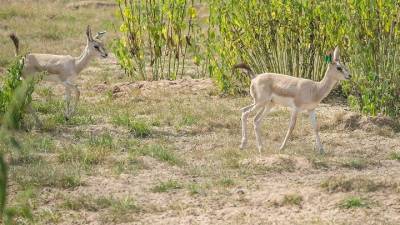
[209,0,400,115]
[0,58,36,129]
[340,196,369,209]
[113,0,205,80]
[114,1,400,118]
[207,0,345,94]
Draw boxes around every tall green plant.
[208,0,400,118]
[0,74,36,223]
[207,0,349,94]
[343,0,400,117]
[113,0,203,80]
[0,58,35,129]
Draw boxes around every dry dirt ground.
[1,1,400,225]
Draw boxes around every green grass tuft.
[339,196,369,209]
[282,194,303,206]
[136,144,183,166]
[151,180,183,193]
[389,151,400,161]
[112,114,151,138]
[321,176,386,193]
[341,158,367,170]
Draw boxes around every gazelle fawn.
[236,47,351,154]
[9,25,108,125]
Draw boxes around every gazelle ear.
[333,46,340,62]
[95,31,106,40]
[86,25,93,41]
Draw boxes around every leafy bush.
[208,0,400,115]
[114,0,400,118]
[341,0,400,117]
[113,0,205,80]
[0,58,35,129]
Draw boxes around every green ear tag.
[324,55,332,63]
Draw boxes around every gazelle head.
[327,47,351,80]
[86,25,108,58]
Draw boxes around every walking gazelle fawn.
[235,47,351,154]
[9,25,108,126]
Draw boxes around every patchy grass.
[339,196,369,209]
[13,162,83,189]
[58,144,112,167]
[88,132,114,149]
[308,156,329,169]
[100,197,141,224]
[112,157,148,175]
[151,180,183,193]
[389,151,400,161]
[62,194,114,211]
[180,113,199,126]
[3,188,35,224]
[112,113,151,137]
[217,177,235,187]
[135,144,183,166]
[282,194,303,206]
[267,157,297,173]
[187,183,206,195]
[340,158,368,170]
[321,176,390,193]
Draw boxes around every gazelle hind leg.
[279,108,299,151]
[240,103,262,149]
[253,103,272,153]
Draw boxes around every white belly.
[271,94,295,108]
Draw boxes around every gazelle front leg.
[63,80,80,120]
[308,110,324,154]
[70,82,80,116]
[63,82,73,120]
[279,109,298,151]
[240,103,258,149]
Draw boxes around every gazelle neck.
[75,45,94,74]
[317,67,338,102]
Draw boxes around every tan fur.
[9,26,108,125]
[238,47,351,153]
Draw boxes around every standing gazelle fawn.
[9,25,108,125]
[236,47,351,154]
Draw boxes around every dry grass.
[1,1,400,224]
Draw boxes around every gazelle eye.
[94,46,99,50]
[337,66,343,71]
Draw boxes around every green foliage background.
[114,0,400,117]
